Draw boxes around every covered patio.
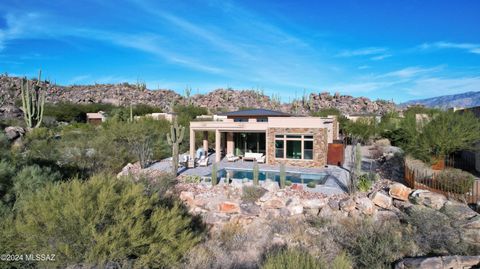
[189,120,269,165]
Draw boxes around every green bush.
[12,174,202,268]
[242,185,266,203]
[405,206,476,255]
[356,174,372,192]
[332,218,413,269]
[435,168,475,194]
[12,164,61,201]
[262,249,325,269]
[307,181,316,188]
[0,160,16,208]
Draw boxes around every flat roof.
[222,109,291,117]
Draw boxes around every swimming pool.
[207,168,328,185]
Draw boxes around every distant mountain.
[401,91,480,109]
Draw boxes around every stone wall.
[266,127,328,168]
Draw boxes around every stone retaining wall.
[266,127,328,168]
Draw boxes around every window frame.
[274,133,314,161]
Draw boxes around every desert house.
[86,111,106,125]
[189,109,340,168]
[345,113,381,123]
[134,112,176,122]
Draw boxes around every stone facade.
[266,127,328,168]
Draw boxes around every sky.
[0,0,479,103]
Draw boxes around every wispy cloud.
[370,54,391,61]
[420,41,480,55]
[406,76,480,97]
[337,47,388,57]
[380,66,443,78]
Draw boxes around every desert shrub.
[184,175,202,183]
[262,248,325,269]
[285,180,292,186]
[13,174,202,268]
[331,252,353,269]
[219,222,248,251]
[12,164,62,202]
[0,160,16,208]
[332,218,413,269]
[405,206,475,255]
[242,185,266,203]
[435,168,475,194]
[307,181,316,188]
[356,174,372,192]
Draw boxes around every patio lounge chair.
[257,155,266,164]
[198,156,209,167]
[243,152,264,162]
[226,153,240,162]
[180,155,189,167]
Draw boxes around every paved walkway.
[148,152,351,195]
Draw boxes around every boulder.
[389,183,412,201]
[4,126,25,140]
[328,199,340,210]
[339,198,356,212]
[410,190,447,210]
[179,191,195,206]
[395,255,480,269]
[262,179,279,192]
[262,198,285,209]
[218,201,240,214]
[370,191,392,209]
[287,205,304,215]
[240,203,261,216]
[441,201,478,220]
[117,162,141,178]
[204,212,230,225]
[301,198,327,209]
[356,197,375,215]
[0,105,23,121]
[290,184,303,191]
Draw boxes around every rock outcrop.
[0,75,397,115]
[395,255,480,269]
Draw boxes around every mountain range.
[401,91,480,109]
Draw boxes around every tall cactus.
[21,70,46,129]
[167,120,185,176]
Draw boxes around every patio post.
[215,129,221,162]
[189,128,195,160]
[203,131,209,153]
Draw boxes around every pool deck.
[147,153,351,195]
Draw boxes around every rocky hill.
[401,91,480,109]
[0,75,396,115]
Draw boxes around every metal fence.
[404,160,480,204]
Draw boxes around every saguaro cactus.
[167,120,185,176]
[21,70,46,128]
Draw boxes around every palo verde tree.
[417,110,480,162]
[20,70,46,128]
[167,119,185,176]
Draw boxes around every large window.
[274,134,314,160]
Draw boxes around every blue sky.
[0,0,479,103]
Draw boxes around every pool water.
[208,168,328,185]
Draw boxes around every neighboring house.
[345,113,381,123]
[454,106,480,174]
[195,114,228,121]
[86,111,106,125]
[189,109,340,167]
[134,112,176,122]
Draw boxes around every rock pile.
[176,179,480,247]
